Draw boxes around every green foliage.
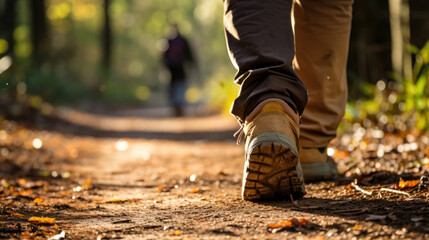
[205,69,239,115]
[401,41,429,130]
[344,40,429,132]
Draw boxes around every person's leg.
[224,0,307,123]
[293,0,353,180]
[224,0,307,200]
[170,80,186,117]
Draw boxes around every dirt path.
[1,106,428,239]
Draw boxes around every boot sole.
[242,132,306,201]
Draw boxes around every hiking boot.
[237,99,306,201]
[299,147,339,182]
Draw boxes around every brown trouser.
[224,0,353,148]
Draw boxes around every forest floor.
[0,104,428,239]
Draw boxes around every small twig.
[351,182,373,196]
[332,208,369,214]
[380,188,411,197]
[290,194,300,208]
[112,219,132,224]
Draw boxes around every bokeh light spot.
[185,87,201,103]
[135,86,151,101]
[32,138,43,149]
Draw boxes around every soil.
[1,105,428,239]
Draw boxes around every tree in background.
[30,0,49,66]
[0,0,17,60]
[102,0,112,69]
[389,0,412,81]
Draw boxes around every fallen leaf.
[18,179,26,186]
[190,189,200,194]
[268,220,292,229]
[154,197,163,203]
[28,217,55,224]
[169,230,180,236]
[105,199,124,203]
[268,218,311,232]
[13,189,33,197]
[398,178,420,189]
[81,178,92,190]
[353,225,363,230]
[34,198,44,204]
[21,232,32,239]
[299,218,310,225]
[6,209,24,218]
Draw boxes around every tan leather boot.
[237,99,306,201]
[299,147,339,182]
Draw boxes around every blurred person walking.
[224,0,353,200]
[163,24,195,117]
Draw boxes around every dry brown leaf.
[169,230,180,236]
[33,198,44,204]
[268,218,311,230]
[20,232,32,239]
[18,179,26,185]
[398,177,420,189]
[268,220,292,229]
[6,209,24,218]
[13,189,33,197]
[353,225,363,230]
[81,178,92,190]
[105,199,124,203]
[190,189,200,194]
[299,218,310,225]
[28,217,55,224]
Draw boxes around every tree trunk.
[401,0,412,81]
[30,0,49,65]
[102,0,112,69]
[1,0,17,59]
[389,0,412,80]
